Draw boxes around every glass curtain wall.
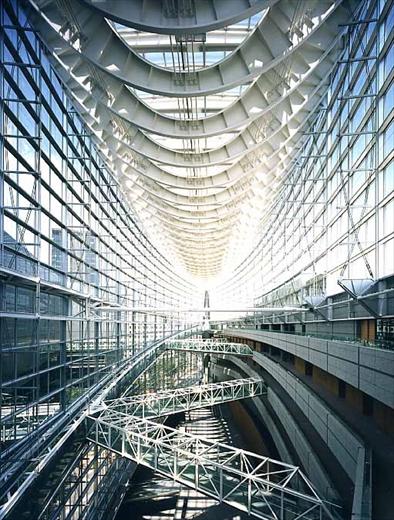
[214,0,394,313]
[0,0,197,447]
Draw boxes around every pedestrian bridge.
[87,378,337,520]
[100,378,265,419]
[165,339,253,356]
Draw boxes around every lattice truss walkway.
[87,340,336,520]
[165,338,254,356]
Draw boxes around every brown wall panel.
[313,367,339,395]
[373,400,394,434]
[295,357,306,374]
[227,400,268,455]
[346,385,363,413]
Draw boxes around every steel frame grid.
[124,348,203,396]
[86,412,337,520]
[0,0,199,451]
[214,0,394,325]
[0,3,200,516]
[0,77,194,316]
[102,377,266,419]
[0,327,197,520]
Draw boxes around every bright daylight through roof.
[0,1,393,520]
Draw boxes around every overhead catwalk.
[102,378,266,418]
[87,413,337,520]
[165,338,254,355]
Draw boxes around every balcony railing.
[225,327,394,351]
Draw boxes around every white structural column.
[103,378,266,419]
[165,339,253,356]
[86,413,336,520]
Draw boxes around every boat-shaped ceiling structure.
[25,0,354,278]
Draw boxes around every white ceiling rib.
[27,0,352,278]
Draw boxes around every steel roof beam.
[80,0,274,35]
[49,32,338,140]
[28,0,343,97]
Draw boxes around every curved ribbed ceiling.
[26,0,354,279]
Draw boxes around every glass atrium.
[0,1,393,520]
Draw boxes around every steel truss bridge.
[103,378,266,419]
[118,338,253,398]
[87,415,335,520]
[87,377,337,520]
[164,339,253,356]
